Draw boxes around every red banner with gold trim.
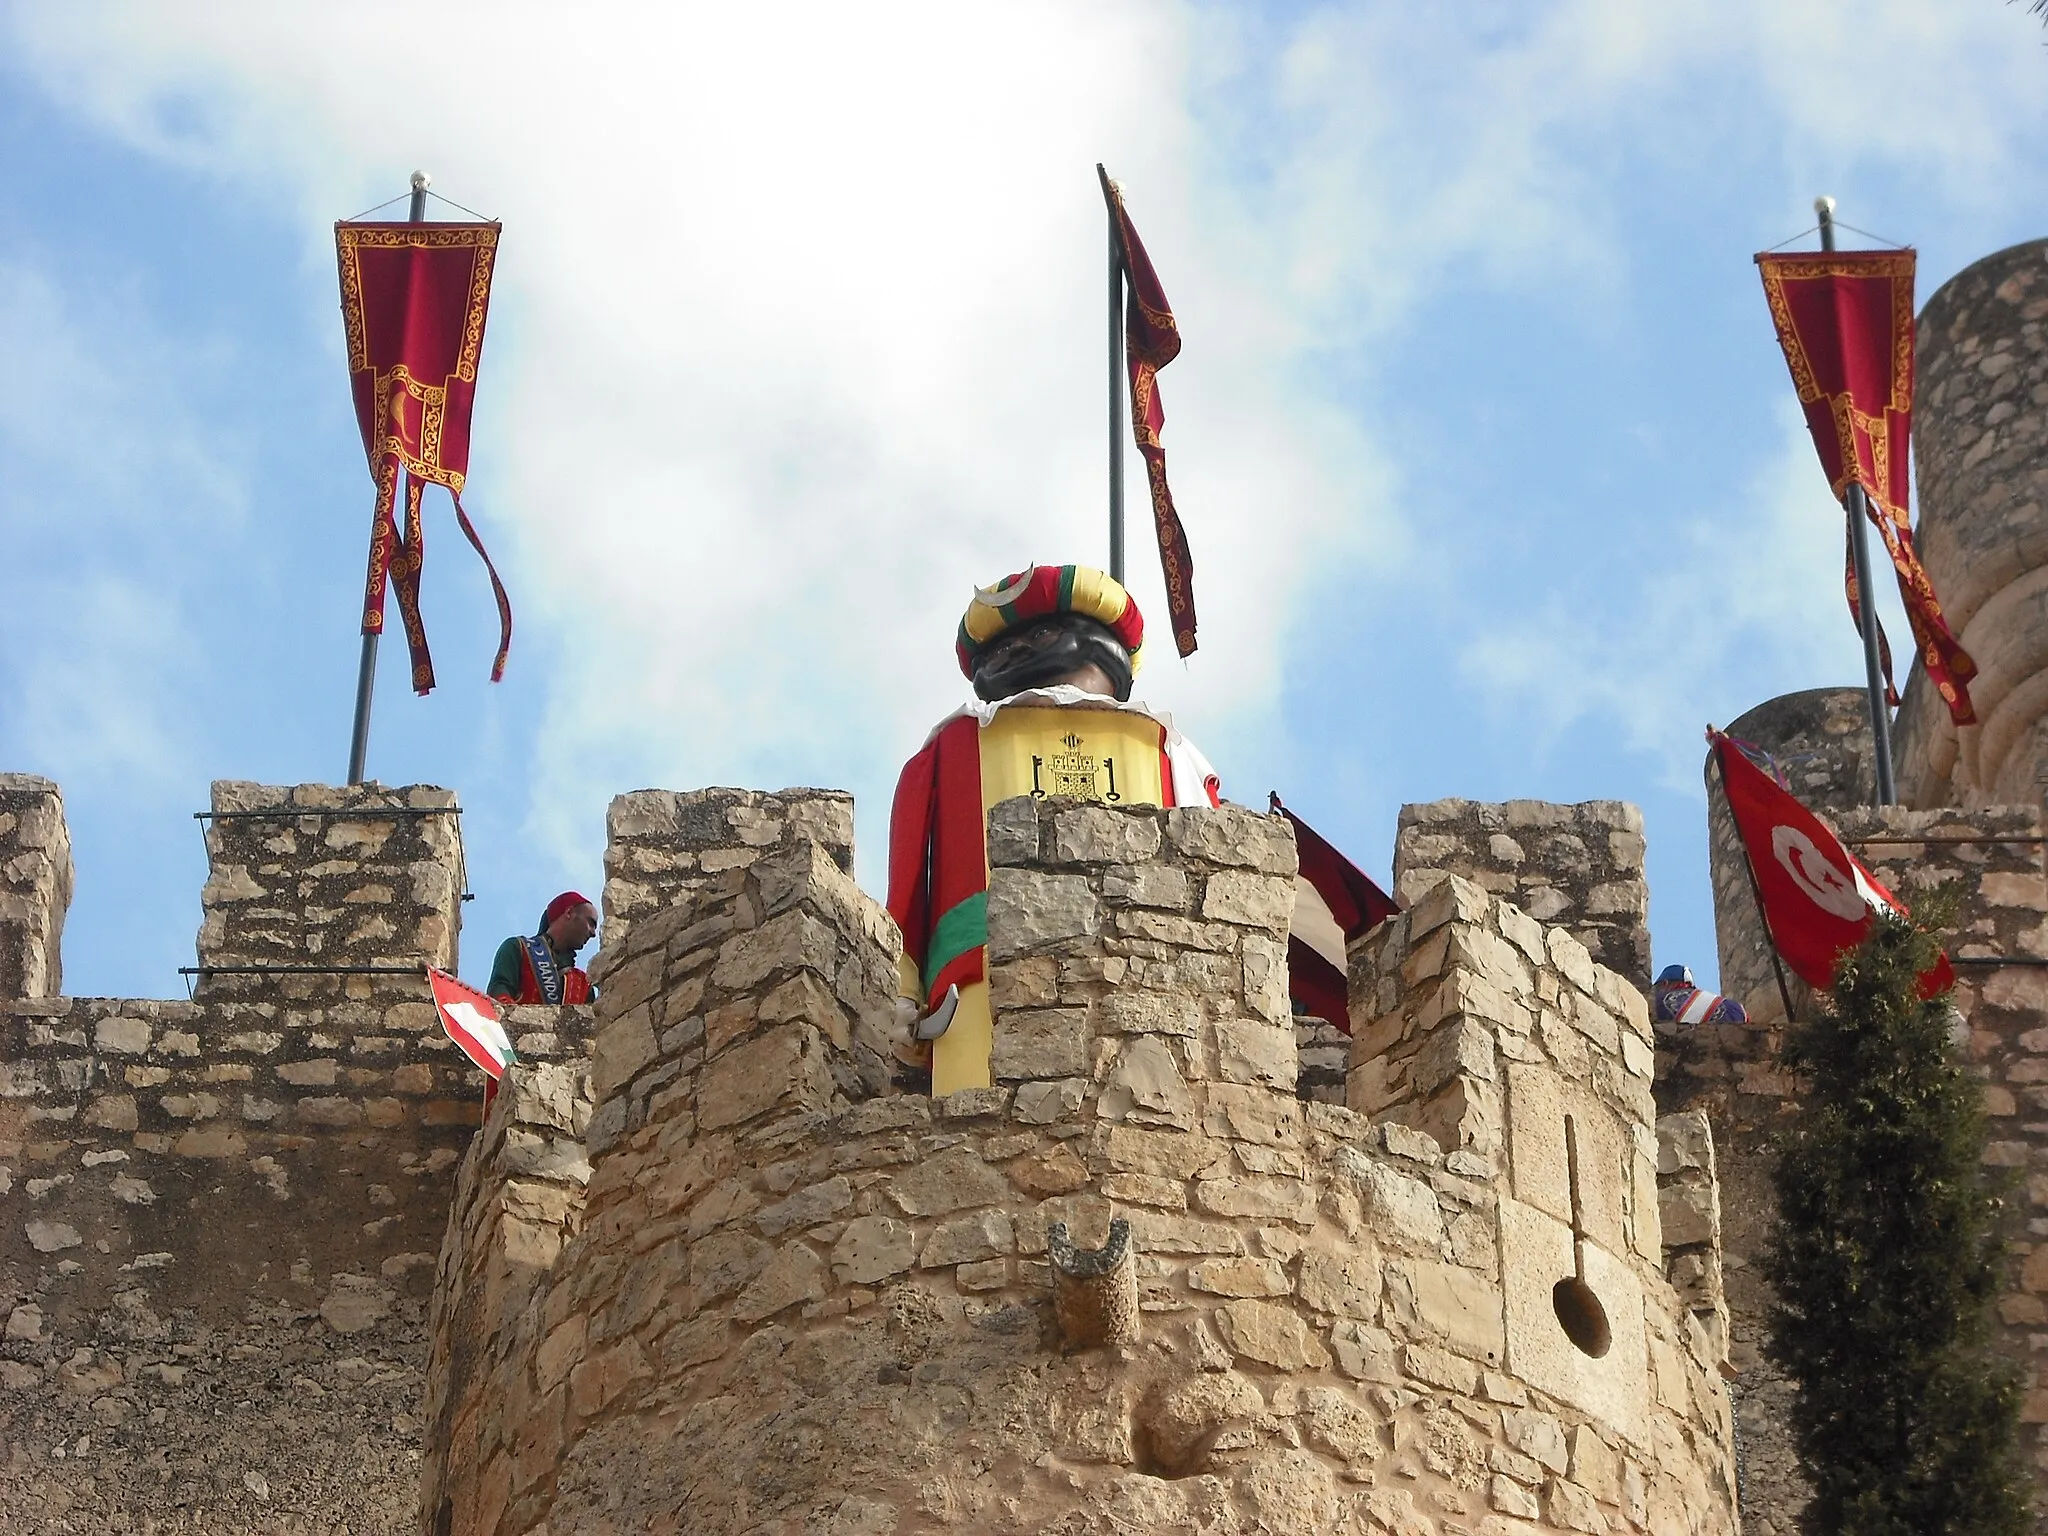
[336,220,511,695]
[1755,249,1976,725]
[1104,180,1197,658]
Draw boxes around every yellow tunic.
[915,705,1171,1095]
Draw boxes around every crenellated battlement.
[0,777,593,1531]
[424,796,1735,1535]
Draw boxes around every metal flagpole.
[1098,164,1126,585]
[1816,195,1897,808]
[347,170,430,785]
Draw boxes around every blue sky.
[4,2,2045,1004]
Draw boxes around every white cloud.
[6,0,2042,889]
[1453,400,1908,793]
[0,257,232,791]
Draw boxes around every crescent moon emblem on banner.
[1770,824,1867,921]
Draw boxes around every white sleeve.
[1164,729,1221,808]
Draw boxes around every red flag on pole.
[336,220,512,694]
[1271,794,1399,1032]
[1754,248,1976,725]
[1712,733,1953,997]
[1103,180,1198,658]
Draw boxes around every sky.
[3,1,2045,1004]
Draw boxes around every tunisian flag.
[336,220,512,694]
[1712,733,1953,997]
[1101,170,1198,658]
[428,967,517,1080]
[1755,249,1976,725]
[1271,795,1399,1031]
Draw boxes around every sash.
[522,934,566,1005]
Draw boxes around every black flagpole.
[347,169,430,785]
[1816,195,1897,808]
[1098,164,1126,585]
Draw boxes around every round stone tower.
[1892,237,2048,810]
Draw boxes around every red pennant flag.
[336,220,512,695]
[1712,733,1953,998]
[1271,794,1399,1032]
[1755,249,1976,725]
[1103,176,1198,658]
[428,966,518,1080]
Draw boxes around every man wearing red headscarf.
[487,891,599,1005]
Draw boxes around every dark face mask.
[969,615,1134,702]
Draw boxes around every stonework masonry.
[4,770,1741,1533]
[1392,799,1652,994]
[599,786,856,972]
[0,778,594,1532]
[425,798,1734,1535]
[0,775,73,1004]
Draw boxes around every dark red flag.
[1755,249,1976,725]
[1271,794,1399,1032]
[1712,733,1952,997]
[336,220,511,694]
[1103,176,1197,658]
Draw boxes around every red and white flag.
[1271,795,1400,1032]
[1712,733,1953,997]
[429,967,517,1080]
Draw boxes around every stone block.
[1505,1063,1629,1258]
[1386,1257,1505,1367]
[1213,1021,1297,1090]
[1498,1197,1648,1443]
[695,1026,834,1130]
[987,868,1101,959]
[1165,806,1295,875]
[1334,1149,1445,1253]
[919,1209,1013,1266]
[1202,869,1294,931]
[1098,1036,1195,1129]
[1052,805,1161,864]
[1188,1256,1290,1297]
[1297,1247,1382,1320]
[1215,1298,1331,1369]
[887,1145,1010,1217]
[991,1009,1091,1081]
[93,1016,151,1055]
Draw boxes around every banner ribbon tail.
[394,470,436,695]
[452,492,513,683]
[361,453,400,636]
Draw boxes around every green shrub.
[1765,899,2030,1535]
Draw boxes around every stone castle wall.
[426,798,1734,1535]
[1393,799,1651,993]
[0,779,595,1533]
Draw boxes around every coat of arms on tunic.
[1033,731,1123,803]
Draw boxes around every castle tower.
[424,796,1735,1535]
[1892,237,2048,809]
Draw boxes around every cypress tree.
[1765,899,2031,1535]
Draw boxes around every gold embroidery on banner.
[334,221,500,483]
